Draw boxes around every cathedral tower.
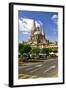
[28,19,48,48]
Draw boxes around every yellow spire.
[42,28,44,35]
[32,18,36,32]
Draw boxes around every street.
[18,58,58,79]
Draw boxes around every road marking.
[30,67,42,73]
[19,58,56,69]
[36,64,42,67]
[19,63,41,69]
[19,60,50,70]
[25,64,42,71]
[44,65,56,73]
[28,63,56,73]
[19,59,57,74]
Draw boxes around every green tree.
[31,47,40,54]
[48,48,53,53]
[24,44,32,54]
[19,43,32,62]
[52,49,58,53]
[41,48,52,55]
[19,43,25,55]
[30,47,41,59]
[19,43,31,56]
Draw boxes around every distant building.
[27,19,58,48]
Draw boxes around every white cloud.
[18,18,33,32]
[21,31,30,34]
[51,14,58,25]
[18,18,41,34]
[52,14,57,19]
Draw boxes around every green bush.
[19,43,32,56]
[31,47,40,54]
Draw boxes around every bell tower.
[32,18,36,34]
[31,19,36,42]
[28,18,48,47]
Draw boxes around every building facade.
[27,19,58,48]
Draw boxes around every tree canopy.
[31,47,40,54]
[19,43,31,55]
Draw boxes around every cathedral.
[28,19,49,48]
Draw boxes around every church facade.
[27,19,58,48]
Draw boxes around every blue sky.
[18,10,58,43]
